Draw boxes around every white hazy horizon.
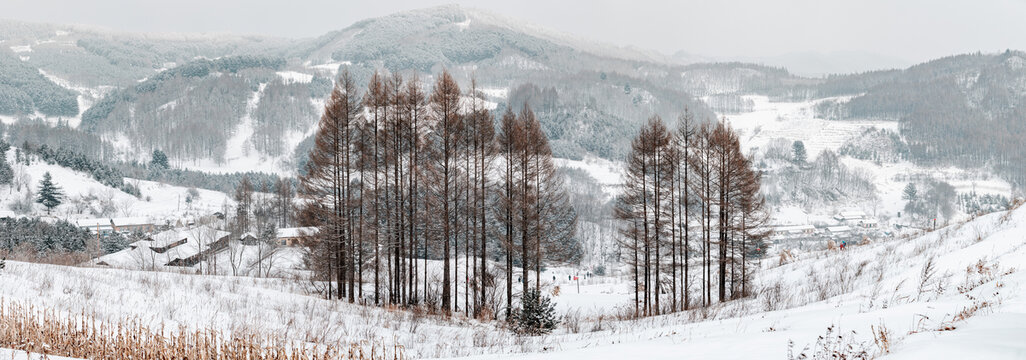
[3,0,1024,74]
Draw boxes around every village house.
[772,224,817,238]
[95,225,230,269]
[277,227,319,246]
[826,225,852,237]
[856,218,879,228]
[834,210,869,223]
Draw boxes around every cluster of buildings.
[78,216,319,270]
[769,210,881,242]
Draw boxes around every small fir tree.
[36,172,64,215]
[150,149,170,170]
[792,140,807,164]
[509,289,559,335]
[902,182,918,201]
[0,140,12,185]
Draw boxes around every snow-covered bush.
[509,289,559,335]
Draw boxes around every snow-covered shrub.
[509,289,559,335]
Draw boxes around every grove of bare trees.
[616,110,769,317]
[299,68,580,319]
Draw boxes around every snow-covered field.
[724,96,899,158]
[4,201,1025,358]
[718,95,1015,224]
[0,348,80,360]
[2,147,232,222]
[721,96,888,156]
[554,156,622,196]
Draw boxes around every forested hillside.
[77,56,332,162]
[812,51,1026,186]
[2,5,721,167]
[0,49,78,117]
[2,6,1024,192]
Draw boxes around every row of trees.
[299,69,579,318]
[227,175,295,277]
[616,111,769,317]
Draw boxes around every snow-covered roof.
[75,217,152,228]
[835,211,867,220]
[826,226,852,233]
[277,227,319,238]
[96,226,230,269]
[774,224,816,233]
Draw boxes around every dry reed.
[0,299,404,360]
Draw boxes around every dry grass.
[0,299,404,360]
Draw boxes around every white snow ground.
[717,95,1015,223]
[0,348,81,360]
[2,146,233,223]
[2,202,1025,359]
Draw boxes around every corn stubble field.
[0,300,401,360]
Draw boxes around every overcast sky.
[3,0,1025,65]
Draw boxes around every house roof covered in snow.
[826,226,852,233]
[95,226,230,269]
[75,217,152,228]
[835,211,867,220]
[277,227,319,238]
[773,225,816,234]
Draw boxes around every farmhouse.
[856,218,879,228]
[826,225,852,236]
[773,224,817,236]
[277,227,319,246]
[833,210,868,223]
[95,226,230,269]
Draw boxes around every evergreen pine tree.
[902,182,918,201]
[36,172,64,215]
[151,149,170,170]
[509,289,559,335]
[792,140,807,164]
[100,232,130,254]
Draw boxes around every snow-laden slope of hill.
[716,94,1013,225]
[2,146,232,222]
[2,199,1023,358]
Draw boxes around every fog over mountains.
[1,4,1024,185]
[3,4,1026,359]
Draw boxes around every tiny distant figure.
[840,240,846,250]
[552,275,556,281]
[518,276,522,283]
[568,275,572,281]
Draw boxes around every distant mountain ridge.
[0,6,1023,187]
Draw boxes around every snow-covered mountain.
[4,6,1024,188]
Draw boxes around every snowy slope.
[2,147,233,222]
[717,95,1014,223]
[467,203,1026,359]
[3,202,1025,358]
